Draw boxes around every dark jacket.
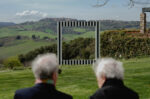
[90,79,139,99]
[14,83,72,99]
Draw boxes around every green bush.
[3,57,23,69]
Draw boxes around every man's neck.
[35,79,54,85]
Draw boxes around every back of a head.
[32,53,59,80]
[93,58,124,80]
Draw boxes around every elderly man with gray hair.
[14,53,72,99]
[90,58,139,99]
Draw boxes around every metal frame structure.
[57,21,100,65]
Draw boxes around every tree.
[16,35,21,40]
[0,42,4,47]
[32,35,36,39]
[93,0,150,7]
[3,57,23,69]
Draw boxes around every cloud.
[14,10,48,23]
[16,10,48,18]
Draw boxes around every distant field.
[63,31,95,41]
[0,27,95,39]
[0,40,52,59]
[0,58,150,99]
[0,28,56,39]
[73,28,87,33]
[0,26,96,59]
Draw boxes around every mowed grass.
[0,58,150,99]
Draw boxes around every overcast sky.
[0,0,150,23]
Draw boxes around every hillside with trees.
[10,18,150,33]
[1,18,150,61]
[18,30,150,66]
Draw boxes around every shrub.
[3,57,23,69]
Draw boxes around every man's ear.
[97,75,106,88]
[52,72,57,86]
[101,75,106,80]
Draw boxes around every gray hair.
[32,53,59,80]
[93,58,124,80]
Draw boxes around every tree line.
[18,30,150,66]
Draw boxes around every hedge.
[18,30,150,65]
[101,30,150,58]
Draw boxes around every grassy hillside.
[0,27,56,39]
[1,18,150,59]
[1,18,149,39]
[0,22,15,28]
[0,23,95,59]
[63,31,95,41]
[0,58,150,99]
[0,26,94,39]
[0,40,52,59]
[0,28,95,59]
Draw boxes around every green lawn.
[0,58,150,99]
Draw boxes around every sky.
[0,0,150,23]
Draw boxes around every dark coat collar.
[102,78,124,87]
[35,83,56,91]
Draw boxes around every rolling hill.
[0,22,16,28]
[0,17,149,59]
